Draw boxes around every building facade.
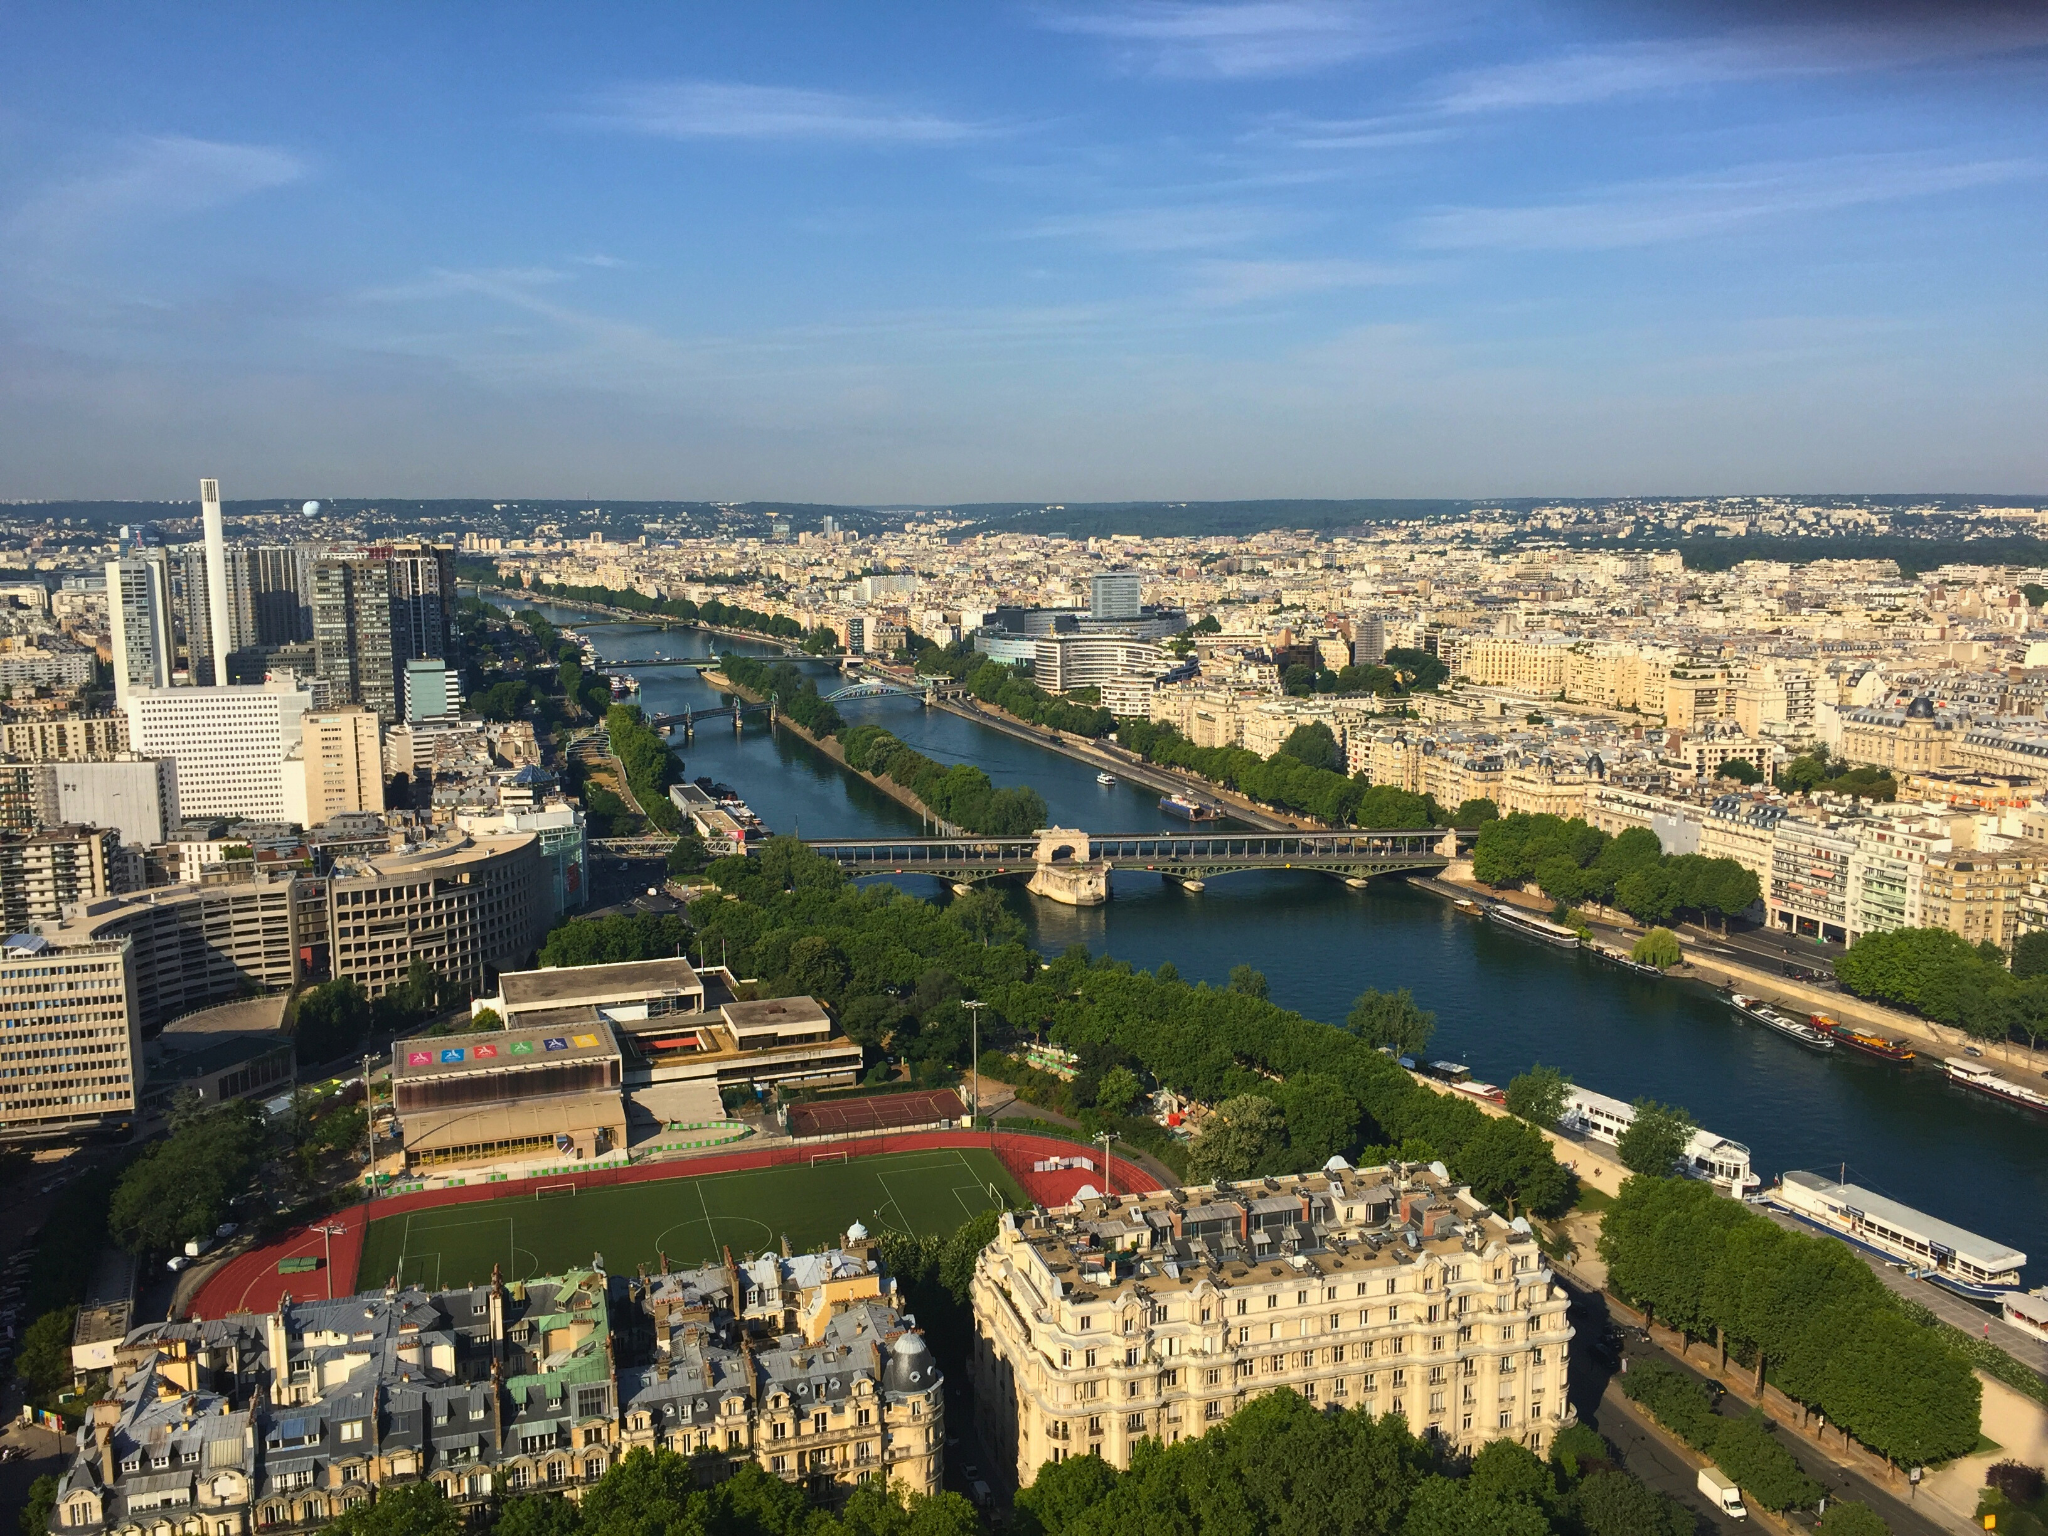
[971,1164,1573,1484]
[0,931,140,1139]
[327,831,547,998]
[3,716,130,762]
[123,683,312,822]
[0,827,124,930]
[105,557,173,705]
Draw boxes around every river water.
[539,605,2048,1275]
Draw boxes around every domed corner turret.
[1905,694,1937,720]
[883,1329,938,1396]
[845,1220,869,1243]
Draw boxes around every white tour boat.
[1767,1168,2026,1301]
[1559,1085,1760,1197]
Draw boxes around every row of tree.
[1598,1174,1982,1466]
[1619,1360,1821,1513]
[1471,815,1760,926]
[605,703,685,833]
[960,658,1117,738]
[840,724,1050,836]
[1113,717,1463,828]
[716,652,849,737]
[1015,1391,1695,1536]
[1834,925,2048,1046]
[521,577,813,643]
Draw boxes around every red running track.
[185,1130,1162,1320]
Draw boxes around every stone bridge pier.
[1025,827,1109,906]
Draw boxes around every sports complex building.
[393,1021,628,1168]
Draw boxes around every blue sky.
[2,1,2044,502]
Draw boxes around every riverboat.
[1728,992,1835,1050]
[1560,1085,1760,1197]
[1449,1078,1507,1105]
[1591,943,1664,977]
[1096,772,1118,786]
[607,672,640,698]
[2004,1289,2048,1342]
[1450,896,1480,914]
[1942,1056,2048,1116]
[1484,904,1582,949]
[1812,1014,1914,1063]
[1767,1168,2026,1300]
[1160,793,1222,822]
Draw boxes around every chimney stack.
[199,478,232,687]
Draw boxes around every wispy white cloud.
[1410,154,2038,251]
[1023,203,1288,251]
[581,81,992,144]
[1183,256,1412,303]
[572,253,629,269]
[1040,1,1449,79]
[7,136,304,247]
[1246,110,1452,151]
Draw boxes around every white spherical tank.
[302,500,321,516]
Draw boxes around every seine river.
[537,605,2048,1275]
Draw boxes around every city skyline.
[3,2,2045,501]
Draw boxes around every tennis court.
[353,1147,1022,1293]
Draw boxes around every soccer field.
[353,1149,1023,1293]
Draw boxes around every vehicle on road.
[1697,1466,1747,1519]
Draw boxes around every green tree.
[1454,1114,1576,1217]
[1228,964,1269,999]
[13,1305,77,1398]
[20,1476,59,1536]
[1630,926,1683,968]
[1571,1469,1693,1536]
[1345,986,1437,1057]
[538,912,691,967]
[1277,721,1343,773]
[1716,758,1761,784]
[1188,1094,1287,1182]
[2012,928,2048,980]
[1616,1099,1695,1179]
[491,1495,582,1536]
[665,833,709,877]
[784,935,851,1000]
[108,1102,266,1253]
[1504,1063,1570,1128]
[293,976,373,1064]
[1712,1410,1822,1512]
[1814,1502,1890,1536]
[1095,1065,1143,1116]
[321,1479,466,1536]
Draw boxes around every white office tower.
[282,706,385,827]
[122,677,311,821]
[1091,570,1144,622]
[200,477,234,688]
[105,555,173,704]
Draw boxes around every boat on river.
[1160,792,1222,822]
[1561,1085,1759,1197]
[1728,992,1836,1050]
[1591,942,1664,977]
[1812,1014,1914,1063]
[1943,1056,2048,1116]
[1096,772,1118,786]
[1767,1168,2026,1300]
[1484,903,1581,949]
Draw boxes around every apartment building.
[44,1251,939,1536]
[1839,696,1953,775]
[0,826,124,930]
[1458,635,1571,695]
[970,1164,1573,1484]
[288,707,385,825]
[0,930,140,1139]
[1921,843,2045,952]
[1769,817,1861,942]
[2,715,130,761]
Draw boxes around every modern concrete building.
[287,707,385,826]
[51,871,312,1032]
[105,555,174,704]
[0,930,140,1139]
[457,804,586,919]
[970,1163,1575,1483]
[47,756,180,849]
[403,656,461,721]
[393,1020,626,1168]
[1090,571,1144,623]
[327,830,548,997]
[311,557,397,723]
[200,477,236,689]
[0,826,124,930]
[3,716,130,761]
[122,680,312,821]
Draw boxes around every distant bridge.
[801,826,1473,900]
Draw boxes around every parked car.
[166,1255,189,1272]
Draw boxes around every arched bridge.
[801,825,1473,902]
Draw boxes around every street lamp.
[1097,1130,1119,1199]
[962,1000,986,1122]
[317,1225,347,1299]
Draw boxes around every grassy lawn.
[355,1148,1022,1292]
[1572,1183,1615,1214]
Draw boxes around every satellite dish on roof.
[303,500,321,516]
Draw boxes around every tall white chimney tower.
[200,477,232,687]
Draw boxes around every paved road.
[1565,1286,1964,1536]
[1754,1206,2048,1380]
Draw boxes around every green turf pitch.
[354,1149,1023,1293]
